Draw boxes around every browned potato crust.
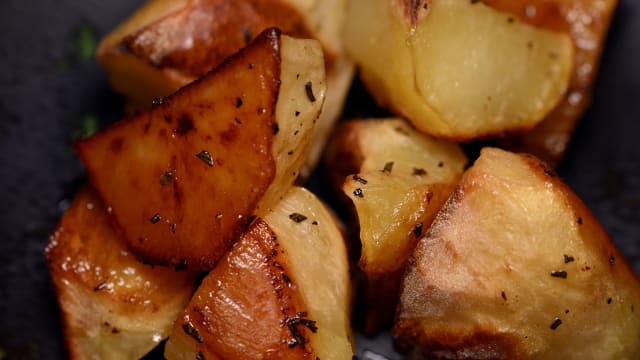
[76,29,325,270]
[395,148,640,359]
[45,187,196,360]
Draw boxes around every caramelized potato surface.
[45,187,196,360]
[165,187,352,359]
[76,29,325,270]
[344,0,573,140]
[395,148,640,359]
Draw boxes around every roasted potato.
[45,187,197,360]
[395,148,640,359]
[344,0,574,140]
[164,187,353,359]
[492,0,618,165]
[75,29,326,270]
[97,0,354,175]
[324,118,467,334]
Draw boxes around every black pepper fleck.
[273,122,280,135]
[607,297,612,304]
[551,270,568,279]
[236,97,243,108]
[305,82,316,102]
[352,174,368,184]
[353,188,364,198]
[196,351,205,360]
[183,323,204,343]
[609,255,615,265]
[501,291,507,301]
[311,220,318,225]
[414,222,424,238]
[577,217,583,225]
[195,150,214,167]
[382,161,394,174]
[289,213,308,223]
[295,111,300,117]
[563,254,575,263]
[150,213,161,224]
[243,28,251,44]
[160,169,174,186]
[413,168,427,176]
[151,97,164,107]
[550,318,562,330]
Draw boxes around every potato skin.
[76,30,282,270]
[394,148,640,359]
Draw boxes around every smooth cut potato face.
[492,0,618,165]
[344,0,574,140]
[395,148,640,359]
[45,187,196,360]
[76,29,325,270]
[331,118,466,334]
[164,187,352,360]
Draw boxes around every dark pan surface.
[1,1,639,359]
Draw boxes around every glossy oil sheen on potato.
[331,118,466,334]
[395,148,640,359]
[344,0,574,140]
[45,187,196,360]
[75,29,325,270]
[164,187,352,359]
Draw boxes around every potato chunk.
[395,148,640,359]
[344,0,573,140]
[164,187,353,359]
[325,118,466,334]
[492,0,618,165]
[97,0,354,174]
[75,29,325,270]
[45,187,196,360]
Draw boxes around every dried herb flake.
[150,213,161,224]
[382,161,394,174]
[305,82,316,102]
[289,213,308,223]
[195,150,214,167]
[551,270,567,279]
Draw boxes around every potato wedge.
[493,0,618,165]
[395,148,640,359]
[45,187,196,360]
[97,0,354,174]
[75,29,325,270]
[344,0,574,140]
[164,187,353,359]
[325,118,466,333]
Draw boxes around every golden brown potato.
[164,187,353,359]
[324,118,467,334]
[45,187,197,360]
[97,0,354,174]
[75,29,325,270]
[344,0,574,140]
[395,147,640,359]
[491,0,618,165]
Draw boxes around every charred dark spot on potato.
[175,114,194,135]
[183,322,204,343]
[550,317,562,330]
[352,174,368,184]
[563,254,575,263]
[305,81,316,102]
[109,138,124,153]
[195,150,214,167]
[551,270,567,279]
[414,222,424,238]
[150,213,161,224]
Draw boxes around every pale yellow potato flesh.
[344,0,574,140]
[164,187,352,359]
[395,147,640,359]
